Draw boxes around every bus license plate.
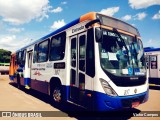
[132,101,140,108]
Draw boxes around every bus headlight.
[100,78,117,96]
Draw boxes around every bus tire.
[50,80,62,105]
[17,74,21,89]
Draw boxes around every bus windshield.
[99,29,146,76]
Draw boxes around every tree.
[0,49,11,63]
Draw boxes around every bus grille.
[121,95,145,108]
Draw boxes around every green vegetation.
[0,62,10,66]
[0,49,11,63]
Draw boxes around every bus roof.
[16,12,139,52]
[144,47,160,52]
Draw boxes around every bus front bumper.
[93,90,149,111]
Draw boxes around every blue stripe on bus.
[24,78,31,86]
[144,47,160,52]
[9,75,14,81]
[16,18,80,52]
[62,86,70,101]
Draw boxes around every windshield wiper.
[131,36,139,66]
[113,28,129,53]
[112,28,131,66]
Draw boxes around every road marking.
[149,84,160,87]
[149,84,156,86]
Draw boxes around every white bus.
[144,47,160,85]
[9,12,148,111]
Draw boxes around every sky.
[0,0,160,52]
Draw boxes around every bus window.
[150,56,157,69]
[71,69,76,86]
[16,52,19,64]
[21,49,26,65]
[33,44,38,63]
[79,35,86,72]
[50,32,66,61]
[37,40,49,62]
[71,38,76,67]
[19,52,22,61]
[145,55,149,69]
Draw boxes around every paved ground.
[0,75,160,120]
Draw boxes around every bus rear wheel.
[53,86,61,102]
[50,83,62,105]
[17,74,21,89]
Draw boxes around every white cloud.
[7,28,24,33]
[0,35,18,51]
[131,24,136,26]
[99,7,120,16]
[50,19,66,30]
[122,15,132,21]
[51,7,63,13]
[0,35,16,46]
[134,12,147,20]
[36,5,52,22]
[152,10,160,20]
[121,12,147,21]
[0,35,31,52]
[0,0,51,25]
[61,1,67,5]
[144,39,160,47]
[129,0,160,9]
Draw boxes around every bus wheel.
[50,83,62,104]
[17,74,21,89]
[53,86,61,102]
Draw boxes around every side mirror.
[95,27,103,42]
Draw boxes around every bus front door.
[70,33,87,106]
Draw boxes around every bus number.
[55,69,60,75]
[124,89,130,95]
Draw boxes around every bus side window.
[71,38,76,67]
[21,50,26,65]
[79,35,86,72]
[50,32,66,61]
[16,52,19,64]
[33,44,38,63]
[16,51,23,65]
[37,40,49,62]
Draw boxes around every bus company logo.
[33,71,42,76]
[134,88,137,94]
[2,112,11,117]
[72,26,84,33]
